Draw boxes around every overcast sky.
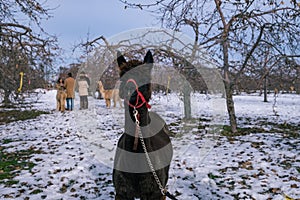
[43,0,159,65]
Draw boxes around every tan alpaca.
[98,81,122,108]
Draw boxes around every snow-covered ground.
[0,90,299,200]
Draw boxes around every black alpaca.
[113,50,173,200]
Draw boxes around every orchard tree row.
[0,0,59,105]
[117,0,300,133]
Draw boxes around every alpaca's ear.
[143,50,153,64]
[117,51,127,68]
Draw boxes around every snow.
[0,89,299,200]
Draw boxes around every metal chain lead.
[133,108,166,196]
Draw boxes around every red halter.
[125,79,151,109]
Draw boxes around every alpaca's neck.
[124,105,149,135]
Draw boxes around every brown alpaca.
[98,80,122,108]
[113,50,173,200]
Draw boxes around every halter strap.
[125,79,151,109]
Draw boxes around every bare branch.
[118,0,167,9]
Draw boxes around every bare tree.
[119,0,300,133]
[81,29,222,122]
[0,0,58,105]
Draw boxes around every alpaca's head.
[117,50,153,104]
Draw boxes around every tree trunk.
[221,24,238,134]
[224,81,238,133]
[3,90,12,106]
[183,87,191,119]
[296,69,300,94]
[263,76,268,102]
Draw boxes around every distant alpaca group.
[98,80,123,108]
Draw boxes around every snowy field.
[0,89,299,200]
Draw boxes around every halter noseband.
[125,79,151,109]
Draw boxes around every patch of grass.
[0,104,17,109]
[221,121,300,138]
[208,172,222,180]
[0,145,42,186]
[2,139,14,144]
[296,167,300,173]
[221,125,266,136]
[4,179,19,186]
[30,189,43,195]
[0,109,49,125]
[276,122,300,138]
